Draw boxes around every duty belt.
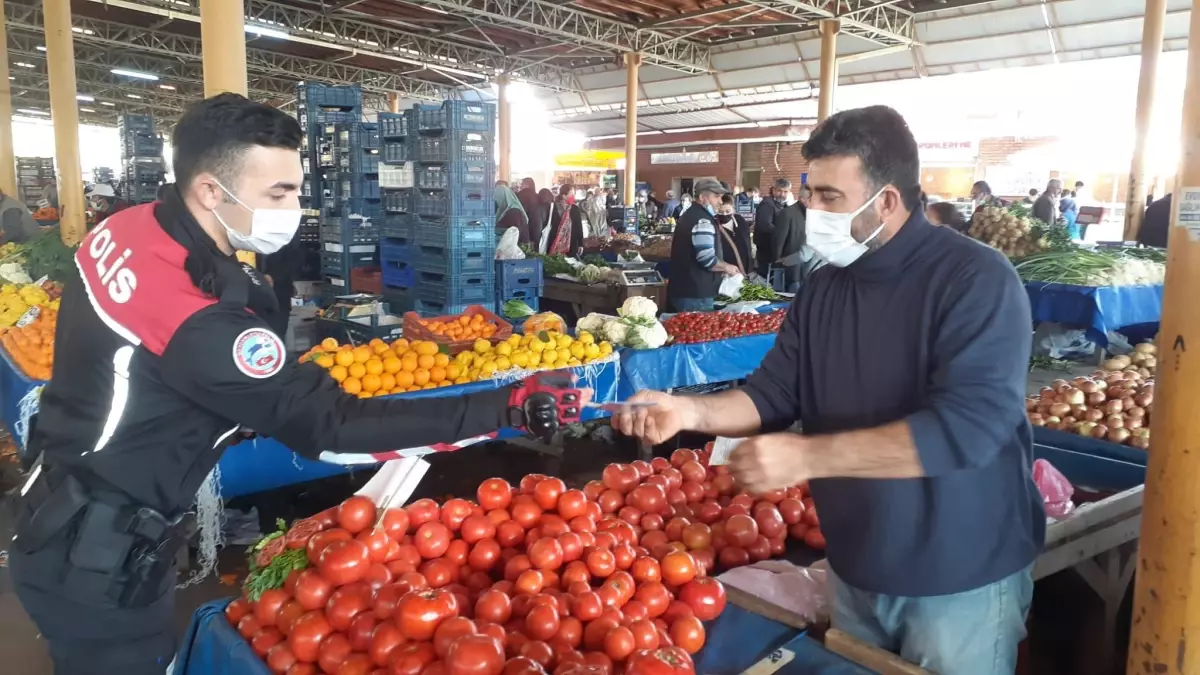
[15,462,196,608]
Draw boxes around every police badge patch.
[232,328,286,379]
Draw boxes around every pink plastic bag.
[1033,458,1075,520]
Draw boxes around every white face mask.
[212,179,302,255]
[806,186,887,268]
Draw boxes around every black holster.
[15,468,195,608]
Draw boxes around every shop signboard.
[650,150,719,165]
[918,140,977,165]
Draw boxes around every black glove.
[507,372,585,441]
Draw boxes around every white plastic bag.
[718,273,744,299]
[1033,322,1095,359]
[718,559,830,624]
[721,301,767,314]
[496,227,525,260]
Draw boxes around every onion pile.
[1102,342,1157,377]
[1026,370,1153,450]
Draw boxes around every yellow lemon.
[599,341,614,356]
[495,342,512,356]
[495,356,511,371]
[474,338,492,354]
[585,343,601,359]
[541,348,557,364]
[577,332,595,345]
[568,358,582,367]
[511,352,530,368]
[557,348,572,363]
[569,343,585,360]
[528,339,546,353]
[454,376,470,384]
[556,335,573,349]
[527,352,541,367]
[507,334,522,347]
[457,351,475,366]
[479,361,497,377]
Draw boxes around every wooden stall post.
[0,0,16,197]
[43,0,85,246]
[498,75,512,185]
[624,52,642,205]
[1123,0,1169,242]
[1126,1,1200,670]
[388,93,401,114]
[818,20,840,122]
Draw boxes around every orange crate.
[402,304,513,353]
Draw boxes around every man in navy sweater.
[615,105,1044,674]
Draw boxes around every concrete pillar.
[388,93,401,114]
[43,0,85,245]
[497,76,511,184]
[200,0,248,97]
[624,52,642,205]
[0,1,16,197]
[1123,0,1168,241]
[818,20,840,122]
[1126,1,1200,670]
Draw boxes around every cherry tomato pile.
[662,311,785,345]
[226,446,825,675]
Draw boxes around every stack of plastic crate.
[319,215,379,302]
[118,114,165,204]
[325,123,382,222]
[16,157,54,210]
[376,110,416,310]
[296,82,362,216]
[404,100,498,316]
[496,258,544,314]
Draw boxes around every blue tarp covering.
[1024,282,1162,345]
[177,599,869,675]
[0,353,619,498]
[618,332,776,398]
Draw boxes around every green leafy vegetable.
[502,299,536,318]
[244,549,308,601]
[23,227,76,282]
[581,254,610,268]
[737,282,780,302]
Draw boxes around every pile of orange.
[0,306,57,381]
[419,312,498,341]
[300,336,463,399]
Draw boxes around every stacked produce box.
[118,114,166,204]
[378,100,498,316]
[496,258,543,314]
[16,156,55,212]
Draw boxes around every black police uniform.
[10,189,544,674]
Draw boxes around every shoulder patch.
[232,328,286,379]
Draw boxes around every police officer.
[667,177,739,312]
[10,94,587,675]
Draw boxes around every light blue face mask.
[704,204,716,216]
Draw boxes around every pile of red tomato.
[662,311,786,345]
[225,446,825,675]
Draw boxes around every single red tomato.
[475,588,513,624]
[529,538,564,571]
[746,536,771,562]
[395,589,459,641]
[469,538,503,572]
[347,612,378,652]
[414,522,453,560]
[521,474,549,494]
[277,600,306,637]
[364,562,394,591]
[679,482,704,504]
[572,591,603,621]
[511,497,544,530]
[602,625,636,662]
[381,508,411,540]
[630,557,661,584]
[445,539,470,566]
[408,499,441,528]
[660,551,697,587]
[640,513,664,532]
[335,652,373,675]
[557,533,583,564]
[326,584,372,631]
[602,464,640,494]
[504,554,534,582]
[504,656,548,675]
[287,611,332,663]
[778,498,804,525]
[628,619,660,651]
[680,524,711,551]
[226,597,251,625]
[488,509,512,525]
[670,449,698,468]
[717,546,750,570]
[307,528,352,562]
[515,569,546,595]
[478,478,514,511]
[519,641,555,668]
[678,461,706,484]
[255,589,290,628]
[460,515,497,545]
[677,578,726,621]
[633,582,671,618]
[267,642,298,673]
[582,617,620,651]
[337,496,378,535]
[434,616,479,658]
[533,478,567,511]
[525,603,561,641]
[624,647,693,675]
[318,539,371,586]
[552,489,586,520]
[421,558,460,589]
[659,468,683,491]
[442,499,474,533]
[669,616,705,654]
[444,633,506,675]
[370,622,406,667]
[252,627,284,657]
[597,490,624,515]
[390,642,437,675]
[724,514,758,548]
[497,521,526,548]
[630,460,654,479]
[693,503,721,526]
[754,507,786,539]
[358,528,392,565]
[585,548,616,578]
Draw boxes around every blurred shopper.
[1032,179,1062,228]
[671,193,692,219]
[663,190,680,219]
[617,106,1042,675]
[582,190,610,239]
[770,183,808,292]
[666,177,739,312]
[970,181,1007,212]
[547,184,584,256]
[717,194,753,275]
[1140,193,1171,248]
[1024,188,1038,204]
[926,202,968,233]
[0,185,40,244]
[754,178,789,277]
[494,183,531,244]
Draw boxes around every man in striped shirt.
[667,177,740,312]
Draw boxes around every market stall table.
[1025,281,1162,345]
[541,277,666,320]
[0,347,620,497]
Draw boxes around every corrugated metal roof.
[548,0,1191,137]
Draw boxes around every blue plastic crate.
[382,258,416,289]
[413,241,495,277]
[359,124,380,149]
[379,112,409,139]
[379,214,411,241]
[417,100,496,133]
[410,297,495,318]
[296,82,362,109]
[415,162,494,190]
[413,131,493,164]
[350,152,380,175]
[121,136,163,158]
[416,269,494,304]
[412,187,493,218]
[321,246,378,277]
[329,199,383,222]
[380,239,417,263]
[321,216,378,244]
[383,140,410,164]
[410,215,496,250]
[384,191,410,214]
[496,258,543,293]
[497,289,540,317]
[118,114,155,134]
[307,109,359,125]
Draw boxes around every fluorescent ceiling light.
[246,24,288,40]
[80,107,97,113]
[17,108,49,116]
[111,68,159,81]
[100,101,116,106]
[126,94,143,99]
[158,84,176,90]
[15,62,35,69]
[72,27,96,35]
[36,45,47,52]
[77,94,95,102]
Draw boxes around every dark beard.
[851,209,887,253]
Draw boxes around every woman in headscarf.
[546,184,584,257]
[494,183,530,243]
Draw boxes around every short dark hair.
[773,178,791,190]
[928,202,966,231]
[721,194,734,205]
[171,93,302,190]
[1074,181,1084,188]
[973,181,992,195]
[1028,188,1038,196]
[803,105,921,210]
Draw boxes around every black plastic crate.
[296,82,362,110]
[379,214,412,241]
[121,136,163,158]
[314,308,405,344]
[359,124,380,150]
[298,215,321,243]
[321,216,378,244]
[380,238,417,263]
[321,246,379,278]
[413,131,493,164]
[412,277,497,314]
[411,187,493,218]
[384,191,411,214]
[117,114,155,135]
[417,100,496,133]
[327,199,383,222]
[350,152,380,175]
[379,112,409,139]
